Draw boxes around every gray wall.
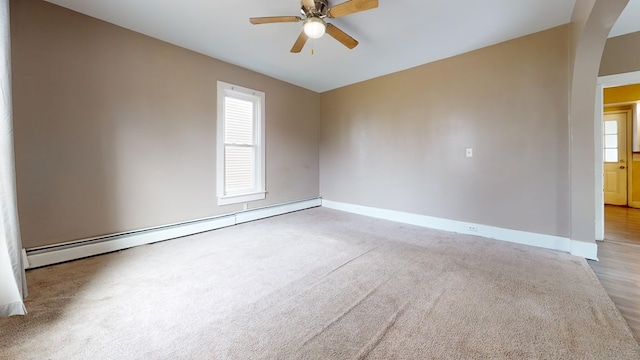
[600,31,640,76]
[10,0,320,248]
[320,25,570,238]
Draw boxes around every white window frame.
[216,81,266,206]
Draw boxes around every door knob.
[620,166,626,169]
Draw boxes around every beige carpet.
[1,207,639,359]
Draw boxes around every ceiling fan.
[249,0,379,53]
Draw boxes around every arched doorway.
[568,0,630,259]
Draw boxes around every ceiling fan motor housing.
[302,0,329,16]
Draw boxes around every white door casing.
[596,71,640,241]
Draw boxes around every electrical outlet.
[467,225,478,232]
[466,148,473,158]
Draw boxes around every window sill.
[217,191,266,206]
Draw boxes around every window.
[604,119,619,163]
[217,81,265,205]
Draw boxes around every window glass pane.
[604,120,618,135]
[605,148,618,162]
[605,134,618,148]
[225,145,255,192]
[225,97,254,145]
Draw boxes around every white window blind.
[224,97,255,193]
[217,82,265,205]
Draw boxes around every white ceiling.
[42,0,639,93]
[610,0,640,37]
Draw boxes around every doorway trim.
[595,70,640,241]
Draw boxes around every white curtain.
[0,0,27,317]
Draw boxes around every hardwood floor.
[600,205,640,245]
[588,205,640,341]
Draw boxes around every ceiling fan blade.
[302,0,316,10]
[325,23,358,49]
[249,16,302,25]
[327,0,378,18]
[290,31,309,53]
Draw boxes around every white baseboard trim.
[26,197,321,269]
[570,241,598,260]
[321,199,598,260]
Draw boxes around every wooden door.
[604,112,628,205]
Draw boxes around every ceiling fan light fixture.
[303,17,326,39]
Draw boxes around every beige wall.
[600,31,640,76]
[320,26,571,238]
[10,0,320,248]
[10,0,627,251]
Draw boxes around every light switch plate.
[466,148,473,158]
